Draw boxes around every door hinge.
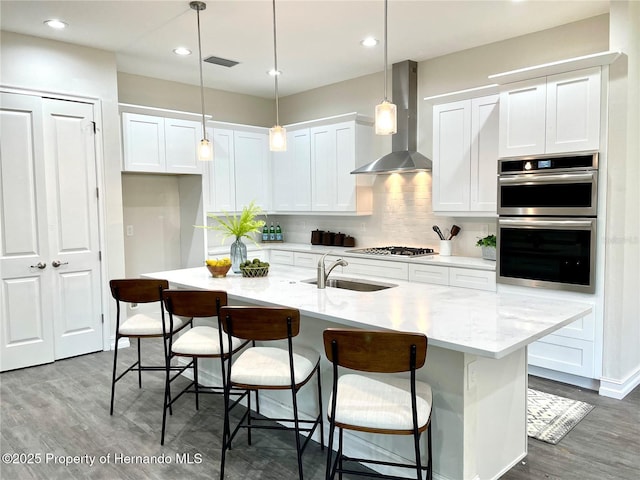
[96,187,99,199]
[101,314,104,324]
[91,121,97,134]
[98,251,102,261]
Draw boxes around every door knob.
[52,260,69,268]
[30,262,47,269]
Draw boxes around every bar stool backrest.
[162,289,227,318]
[323,328,428,373]
[109,278,168,304]
[219,306,300,341]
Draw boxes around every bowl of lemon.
[205,257,232,278]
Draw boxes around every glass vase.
[230,237,247,273]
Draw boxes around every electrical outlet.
[467,361,478,390]
[126,225,134,236]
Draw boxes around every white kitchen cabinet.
[309,114,373,214]
[408,264,450,286]
[269,249,295,265]
[342,257,409,281]
[293,252,321,268]
[449,267,496,291]
[122,112,203,174]
[271,128,312,211]
[498,67,601,157]
[432,94,499,215]
[205,122,270,213]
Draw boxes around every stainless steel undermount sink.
[301,277,397,292]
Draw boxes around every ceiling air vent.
[204,55,240,67]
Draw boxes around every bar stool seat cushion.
[329,374,432,431]
[118,313,186,336]
[230,346,319,387]
[172,326,243,356]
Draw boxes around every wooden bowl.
[206,264,231,278]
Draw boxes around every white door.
[0,92,55,371]
[0,93,103,371]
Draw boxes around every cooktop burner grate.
[350,246,435,257]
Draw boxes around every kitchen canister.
[311,229,324,245]
[333,232,345,246]
[439,240,453,256]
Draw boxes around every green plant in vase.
[197,201,266,273]
[476,234,497,261]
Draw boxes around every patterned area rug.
[527,388,595,445]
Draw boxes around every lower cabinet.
[341,257,408,281]
[409,264,496,291]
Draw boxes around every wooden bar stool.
[219,306,324,480]
[323,328,433,480]
[160,289,250,445]
[109,278,192,416]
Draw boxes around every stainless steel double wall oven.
[497,152,599,293]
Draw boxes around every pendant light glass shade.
[198,138,212,160]
[191,1,212,161]
[269,125,287,151]
[375,0,397,136]
[269,0,287,152]
[375,100,397,135]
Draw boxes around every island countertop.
[144,265,592,358]
[143,265,592,360]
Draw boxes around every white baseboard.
[599,365,640,399]
[110,337,130,350]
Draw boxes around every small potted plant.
[476,234,497,261]
[197,201,266,273]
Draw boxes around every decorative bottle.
[275,223,283,241]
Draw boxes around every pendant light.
[375,0,397,135]
[269,0,286,151]
[191,1,212,161]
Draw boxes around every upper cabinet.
[270,113,373,215]
[498,67,601,157]
[271,128,312,212]
[121,112,203,174]
[205,122,270,213]
[432,94,499,215]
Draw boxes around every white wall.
[600,1,640,395]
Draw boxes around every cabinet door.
[310,125,335,211]
[498,78,546,157]
[545,67,601,154]
[208,127,236,212]
[333,122,356,211]
[234,130,270,211]
[408,264,449,286]
[432,100,471,212]
[272,128,311,211]
[343,257,408,280]
[470,95,499,212]
[165,118,203,174]
[122,113,165,172]
[449,267,496,291]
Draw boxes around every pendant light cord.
[383,0,388,102]
[272,0,280,126]
[195,4,207,138]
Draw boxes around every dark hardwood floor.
[1,341,638,480]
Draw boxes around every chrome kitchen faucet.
[317,253,348,289]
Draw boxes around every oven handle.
[499,218,595,228]
[498,172,596,185]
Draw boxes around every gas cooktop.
[350,246,436,257]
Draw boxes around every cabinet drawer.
[528,336,594,378]
[343,258,408,281]
[449,267,496,291]
[408,264,449,286]
[269,250,295,265]
[552,311,595,341]
[294,252,321,268]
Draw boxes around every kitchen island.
[144,265,592,480]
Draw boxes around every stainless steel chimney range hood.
[352,60,432,175]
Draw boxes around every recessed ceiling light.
[44,19,67,30]
[268,69,282,76]
[173,47,192,56]
[360,37,378,47]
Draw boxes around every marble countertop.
[208,242,496,271]
[144,264,591,360]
